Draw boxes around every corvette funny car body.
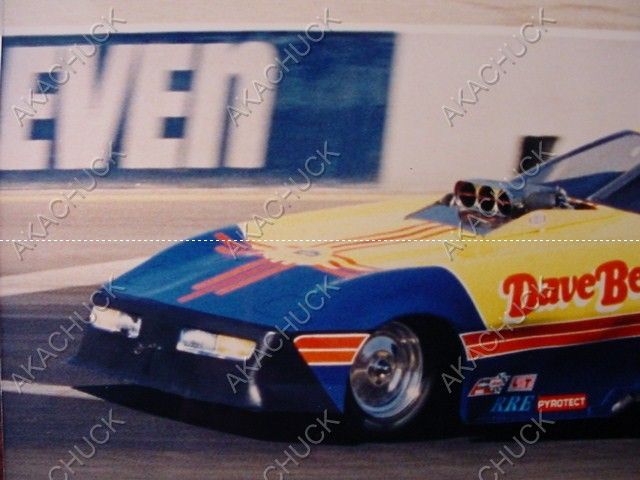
[74,130,640,434]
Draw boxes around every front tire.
[346,320,458,438]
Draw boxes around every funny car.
[74,130,640,436]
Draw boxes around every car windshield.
[520,131,640,199]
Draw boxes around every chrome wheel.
[349,322,425,421]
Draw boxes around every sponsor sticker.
[507,373,537,392]
[537,393,588,412]
[468,372,510,397]
[490,394,535,413]
[500,260,640,321]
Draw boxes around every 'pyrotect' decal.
[537,393,587,412]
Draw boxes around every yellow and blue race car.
[75,130,640,436]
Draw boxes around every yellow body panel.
[247,195,640,328]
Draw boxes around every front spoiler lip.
[72,322,339,413]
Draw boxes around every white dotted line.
[1,239,639,243]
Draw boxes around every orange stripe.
[342,223,441,243]
[213,232,252,254]
[461,312,640,346]
[333,224,448,252]
[216,260,286,288]
[416,226,456,238]
[248,241,275,250]
[468,324,640,359]
[332,254,359,266]
[332,255,376,271]
[179,259,285,300]
[462,313,640,360]
[213,232,236,243]
[177,289,207,303]
[214,232,245,246]
[313,223,434,248]
[298,350,358,364]
[192,258,272,289]
[294,334,368,349]
[214,262,293,295]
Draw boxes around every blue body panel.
[460,337,640,424]
[110,225,486,411]
[114,226,484,334]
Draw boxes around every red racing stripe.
[297,350,359,364]
[461,312,640,359]
[214,262,293,295]
[294,334,369,349]
[293,334,369,365]
[462,312,640,344]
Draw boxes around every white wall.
[381,27,640,190]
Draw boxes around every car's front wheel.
[346,320,457,437]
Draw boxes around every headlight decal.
[91,307,141,338]
[176,328,256,361]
